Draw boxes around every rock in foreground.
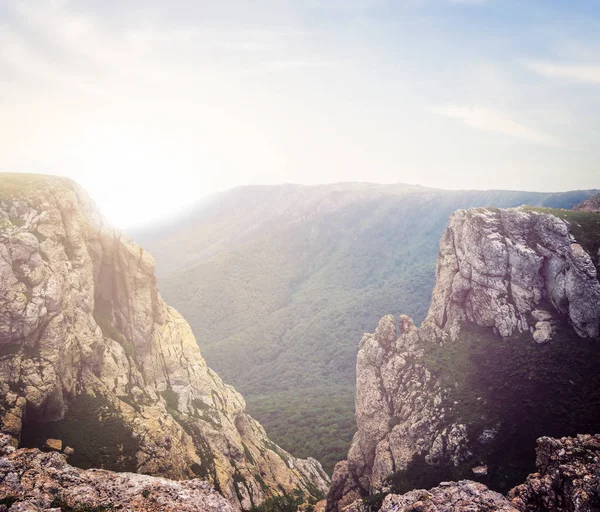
[381,481,517,512]
[0,445,233,512]
[509,434,600,512]
[340,434,600,512]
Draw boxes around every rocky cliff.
[573,193,600,213]
[328,207,600,512]
[0,174,328,511]
[356,434,600,512]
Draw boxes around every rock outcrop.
[327,207,600,512]
[380,480,518,512]
[0,442,233,511]
[573,193,600,213]
[0,174,328,510]
[332,434,600,512]
[426,208,600,339]
[509,434,600,512]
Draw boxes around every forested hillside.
[134,184,597,473]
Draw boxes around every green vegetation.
[135,184,597,473]
[250,490,316,512]
[20,393,139,472]
[386,322,600,494]
[247,390,355,473]
[0,173,75,199]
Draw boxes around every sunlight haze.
[1,0,599,227]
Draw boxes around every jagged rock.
[327,207,600,512]
[380,481,518,512]
[573,193,600,213]
[44,439,61,451]
[0,447,234,512]
[336,434,600,512]
[426,208,600,339]
[508,434,600,512]
[328,315,466,505]
[0,174,328,510]
[63,446,74,455]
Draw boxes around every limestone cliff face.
[0,174,328,510]
[327,207,600,512]
[427,207,600,340]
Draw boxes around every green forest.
[135,184,597,473]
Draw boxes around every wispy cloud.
[526,61,600,84]
[426,104,564,148]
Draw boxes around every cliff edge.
[0,174,328,511]
[328,207,600,512]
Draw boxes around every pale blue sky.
[1,0,599,226]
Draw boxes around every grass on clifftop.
[524,207,600,269]
[0,173,75,199]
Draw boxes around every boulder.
[44,439,62,451]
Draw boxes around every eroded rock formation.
[0,436,233,512]
[332,435,600,512]
[427,207,600,340]
[327,207,600,512]
[0,174,328,510]
[509,434,600,512]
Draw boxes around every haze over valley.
[1,1,600,511]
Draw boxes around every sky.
[1,0,599,227]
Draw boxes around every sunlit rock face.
[327,207,600,512]
[426,207,600,340]
[0,174,329,511]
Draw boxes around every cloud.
[426,104,564,148]
[248,60,336,74]
[526,61,600,84]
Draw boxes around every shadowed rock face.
[332,435,600,512]
[0,174,328,510]
[327,207,600,512]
